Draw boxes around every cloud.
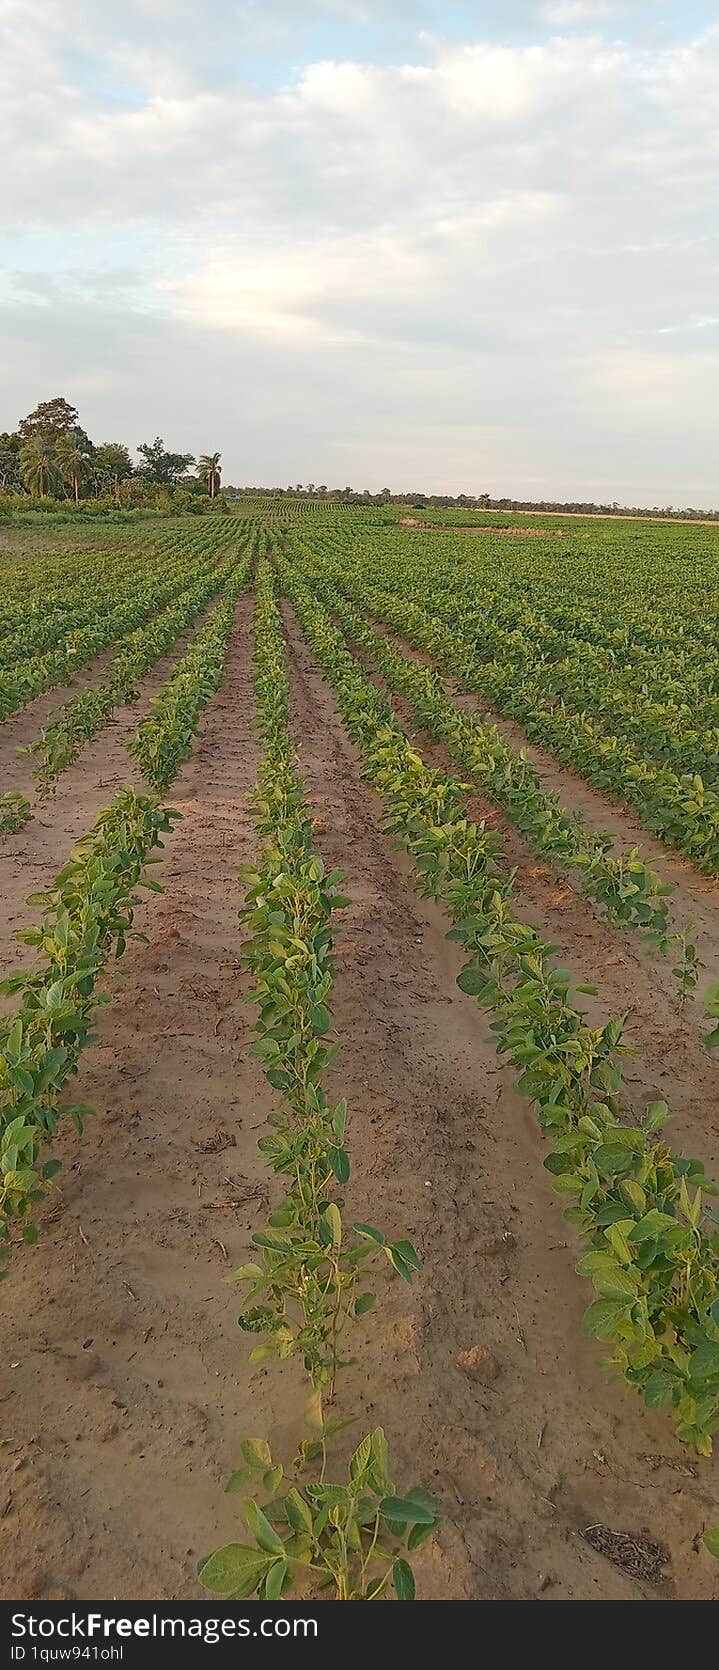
[2,6,719,502]
[541,2,616,25]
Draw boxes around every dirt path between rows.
[398,521,565,538]
[2,591,718,1602]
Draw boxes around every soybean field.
[2,504,719,1602]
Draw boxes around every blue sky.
[2,1,718,503]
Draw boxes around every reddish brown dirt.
[1,591,718,1602]
[398,520,564,537]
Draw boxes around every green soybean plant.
[0,788,179,1274]
[670,920,705,1006]
[128,556,252,792]
[234,566,422,1409]
[25,543,247,795]
[197,562,439,1602]
[200,1429,440,1601]
[0,792,33,839]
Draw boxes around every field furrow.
[2,504,719,1604]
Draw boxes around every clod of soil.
[457,1345,500,1382]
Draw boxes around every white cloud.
[541,2,616,25]
[2,7,719,502]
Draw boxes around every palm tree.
[18,438,60,498]
[56,434,92,502]
[197,452,222,499]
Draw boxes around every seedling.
[671,919,705,1005]
[0,792,33,838]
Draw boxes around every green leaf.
[353,1222,386,1245]
[325,1202,342,1248]
[230,1262,264,1283]
[645,1100,669,1131]
[553,1173,584,1194]
[264,1559,288,1600]
[284,1488,313,1535]
[393,1558,416,1600]
[328,1146,350,1184]
[644,1371,679,1409]
[456,965,486,997]
[240,1437,273,1470]
[689,1343,719,1384]
[390,1239,422,1270]
[703,1527,719,1559]
[243,1497,285,1555]
[629,1209,678,1243]
[199,1544,273,1598]
[380,1496,437,1526]
[225,1469,253,1495]
[581,1297,631,1340]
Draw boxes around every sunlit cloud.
[1,4,718,502]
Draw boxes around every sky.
[2,1,718,504]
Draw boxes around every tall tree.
[137,436,195,486]
[196,451,222,498]
[18,438,61,497]
[56,433,92,502]
[0,431,21,491]
[18,397,90,450]
[93,442,134,501]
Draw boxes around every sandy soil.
[1,593,718,1602]
[399,520,564,537]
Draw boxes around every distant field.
[2,503,719,1602]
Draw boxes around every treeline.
[0,397,225,514]
[3,407,715,523]
[231,485,719,521]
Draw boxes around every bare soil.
[398,520,565,537]
[0,595,718,1601]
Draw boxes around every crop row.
[0,522,239,724]
[291,554,684,964]
[128,554,252,791]
[405,587,719,874]
[411,582,719,789]
[290,520,719,869]
[326,515,719,671]
[0,547,250,1267]
[274,552,719,1457]
[0,522,231,663]
[321,556,719,876]
[0,790,179,1274]
[200,559,437,1602]
[26,536,254,794]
